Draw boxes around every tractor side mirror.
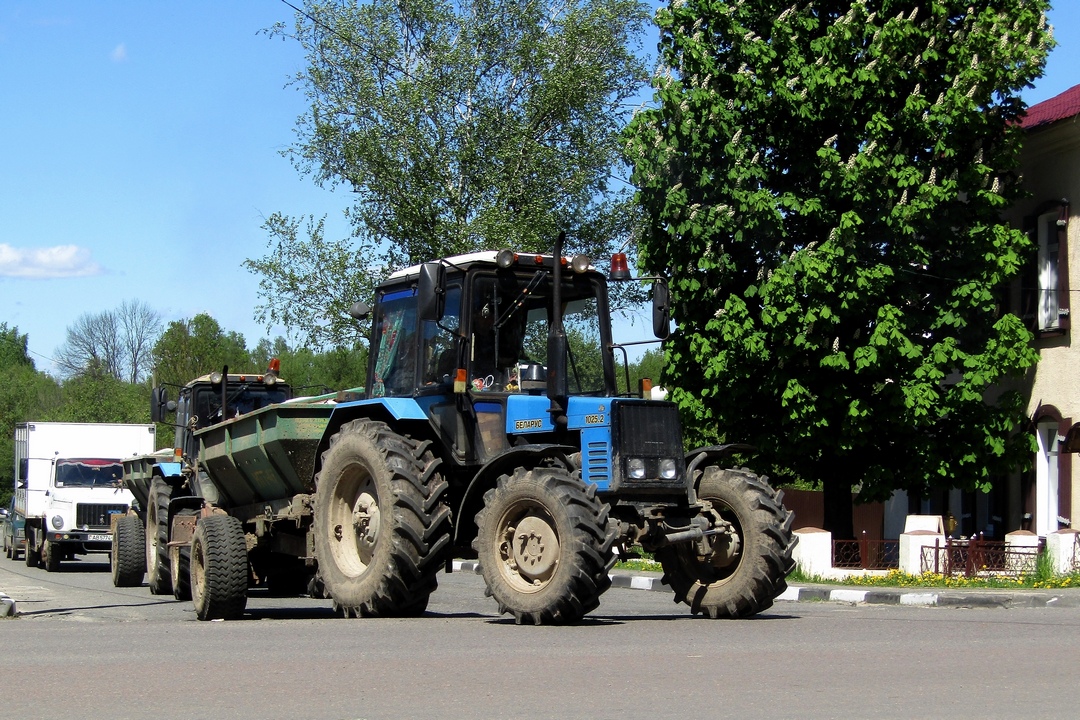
[417,262,446,322]
[652,282,671,339]
[349,301,371,320]
[150,387,175,423]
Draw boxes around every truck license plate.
[88,534,111,542]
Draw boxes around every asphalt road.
[2,554,1079,720]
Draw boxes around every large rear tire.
[473,466,615,625]
[146,478,173,595]
[657,467,795,618]
[313,419,451,618]
[190,515,248,620]
[111,514,146,587]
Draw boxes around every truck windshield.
[54,459,124,488]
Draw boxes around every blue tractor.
[314,235,797,623]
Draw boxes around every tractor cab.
[364,246,669,470]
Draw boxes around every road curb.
[780,585,1080,609]
[455,562,1080,608]
[0,591,15,617]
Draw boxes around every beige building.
[1000,82,1080,538]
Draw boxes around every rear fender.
[312,398,430,479]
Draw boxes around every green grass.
[613,548,661,573]
[788,562,1080,590]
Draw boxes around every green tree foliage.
[152,314,253,389]
[0,324,59,507]
[627,1,1052,536]
[51,360,149,424]
[617,347,665,395]
[247,0,651,348]
[251,336,369,395]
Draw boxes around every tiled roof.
[1021,83,1080,130]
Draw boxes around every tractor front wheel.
[474,466,615,625]
[657,467,795,618]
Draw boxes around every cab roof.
[379,250,597,289]
[382,251,501,284]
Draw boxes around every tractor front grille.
[76,503,128,529]
[610,401,685,492]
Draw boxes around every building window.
[1024,199,1070,335]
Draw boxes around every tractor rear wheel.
[657,467,795,618]
[474,465,615,625]
[146,478,173,595]
[313,419,451,618]
[190,514,248,620]
[170,509,197,601]
[111,514,146,587]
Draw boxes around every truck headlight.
[51,515,64,530]
[659,458,678,480]
[627,458,646,479]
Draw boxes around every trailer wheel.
[3,532,10,559]
[146,478,173,595]
[314,419,451,618]
[473,466,615,625]
[111,515,146,587]
[190,514,248,620]
[656,467,795,619]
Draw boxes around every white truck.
[13,422,156,571]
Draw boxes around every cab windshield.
[53,459,124,488]
[468,271,609,395]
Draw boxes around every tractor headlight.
[51,515,64,530]
[627,458,646,479]
[659,458,678,480]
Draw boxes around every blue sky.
[1,2,1078,376]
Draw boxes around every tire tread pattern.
[315,419,452,618]
[473,465,616,625]
[112,514,146,587]
[192,514,248,620]
[146,479,173,595]
[659,467,797,619]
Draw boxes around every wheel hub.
[511,515,558,582]
[352,492,380,549]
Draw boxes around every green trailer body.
[122,452,174,511]
[194,400,334,512]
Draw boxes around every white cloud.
[0,244,104,279]
[110,43,127,62]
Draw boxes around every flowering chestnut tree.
[627,0,1053,536]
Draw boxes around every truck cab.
[15,422,156,571]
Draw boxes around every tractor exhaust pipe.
[547,231,569,426]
